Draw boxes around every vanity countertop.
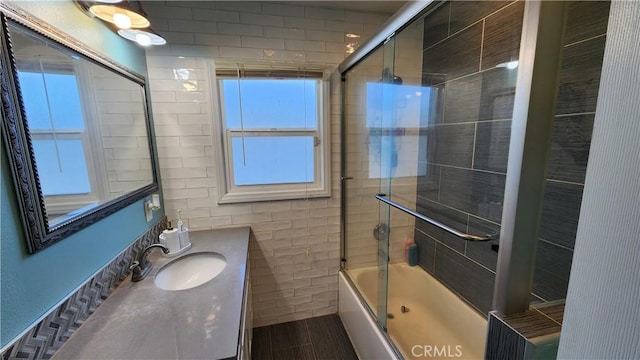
[52,227,251,360]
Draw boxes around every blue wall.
[0,1,163,347]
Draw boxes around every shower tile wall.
[413,0,610,314]
[414,0,524,315]
[533,0,610,302]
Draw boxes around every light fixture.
[89,1,150,29]
[117,28,166,46]
[77,0,165,46]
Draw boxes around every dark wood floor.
[251,314,358,360]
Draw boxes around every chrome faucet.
[129,244,169,282]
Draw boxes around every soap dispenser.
[176,209,191,252]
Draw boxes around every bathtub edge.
[338,271,401,360]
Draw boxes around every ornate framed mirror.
[0,8,159,253]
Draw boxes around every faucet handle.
[130,244,169,282]
[129,260,145,282]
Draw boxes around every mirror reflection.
[10,22,153,228]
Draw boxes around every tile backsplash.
[1,218,167,360]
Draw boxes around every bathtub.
[339,263,487,360]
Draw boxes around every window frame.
[211,64,331,204]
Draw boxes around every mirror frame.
[0,7,159,253]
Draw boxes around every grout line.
[431,232,437,271]
[468,212,502,227]
[437,166,442,203]
[304,318,313,348]
[538,237,575,252]
[416,196,502,228]
[435,118,513,126]
[424,20,476,52]
[425,0,520,53]
[555,111,596,118]
[531,291,548,303]
[304,318,319,359]
[440,81,447,123]
[564,33,606,48]
[532,307,564,327]
[471,121,478,169]
[464,214,470,256]
[461,248,496,274]
[427,232,497,274]
[429,162,507,176]
[479,19,485,72]
[429,64,512,88]
[545,178,585,187]
[484,0,522,21]
[447,2,452,37]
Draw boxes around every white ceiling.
[284,1,407,15]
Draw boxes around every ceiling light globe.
[135,33,152,46]
[113,12,132,29]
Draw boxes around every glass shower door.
[343,37,397,330]
[373,1,524,359]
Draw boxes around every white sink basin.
[154,252,227,291]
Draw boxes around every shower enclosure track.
[375,194,493,241]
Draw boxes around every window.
[213,66,330,203]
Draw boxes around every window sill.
[217,188,331,204]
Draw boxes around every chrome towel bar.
[375,194,493,242]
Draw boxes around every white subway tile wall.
[93,65,153,198]
[144,1,391,327]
